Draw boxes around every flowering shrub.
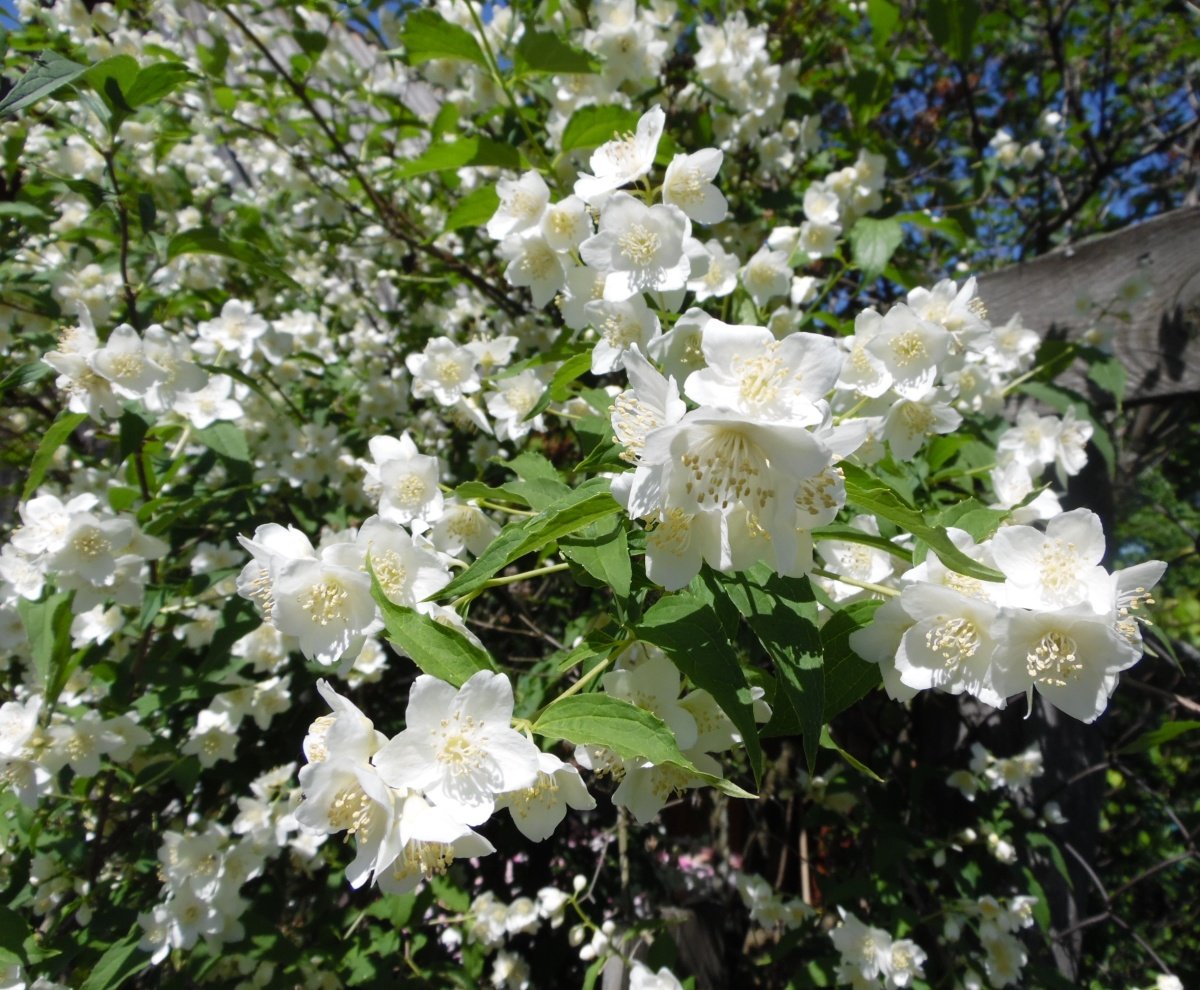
[0,1,1195,988]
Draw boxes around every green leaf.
[523,350,591,423]
[560,104,640,154]
[639,589,764,786]
[893,209,966,249]
[18,591,72,691]
[371,573,496,687]
[434,481,621,601]
[533,693,754,799]
[708,569,823,773]
[196,421,250,463]
[820,600,884,720]
[1118,719,1200,754]
[394,137,521,179]
[811,523,914,565]
[0,360,52,396]
[118,408,149,463]
[819,726,883,782]
[444,183,499,233]
[1026,831,1073,888]
[167,227,299,288]
[848,217,903,280]
[397,9,488,68]
[23,411,87,499]
[927,0,980,61]
[79,928,150,990]
[515,31,600,74]
[867,0,901,47]
[0,52,89,117]
[560,515,631,599]
[840,463,1005,583]
[1088,356,1127,405]
[125,62,192,107]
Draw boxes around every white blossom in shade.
[194,299,270,363]
[428,499,501,558]
[613,748,721,824]
[865,304,951,400]
[685,321,842,425]
[980,930,1027,988]
[815,516,897,602]
[304,679,388,766]
[894,584,1007,707]
[830,909,892,983]
[557,264,608,330]
[540,195,592,252]
[70,604,122,647]
[141,324,207,411]
[740,247,792,309]
[649,307,710,382]
[0,696,40,765]
[611,346,687,464]
[380,796,495,898]
[88,324,166,400]
[466,335,519,376]
[1109,559,1166,649]
[803,181,841,225]
[172,374,242,429]
[271,546,376,667]
[601,648,698,749]
[989,313,1041,373]
[883,388,962,461]
[992,606,1140,723]
[573,105,665,203]
[366,432,444,528]
[0,545,43,601]
[236,523,317,621]
[501,231,567,307]
[990,508,1109,611]
[47,513,134,586]
[180,709,239,768]
[43,311,121,420]
[498,750,596,841]
[628,961,685,990]
[997,408,1061,471]
[848,596,919,702]
[406,337,481,406]
[686,239,739,301]
[662,148,727,224]
[487,171,551,240]
[798,220,840,259]
[906,276,992,352]
[1054,405,1093,478]
[357,516,450,607]
[586,295,661,374]
[579,193,691,301]
[485,367,550,442]
[373,670,540,826]
[294,757,400,889]
[886,939,928,988]
[637,503,724,591]
[10,492,99,556]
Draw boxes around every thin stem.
[102,148,141,329]
[481,561,570,589]
[811,567,899,598]
[534,655,613,721]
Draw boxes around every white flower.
[498,750,596,841]
[990,508,1109,611]
[586,295,661,374]
[375,790,495,895]
[89,324,167,400]
[172,374,243,429]
[684,320,842,425]
[501,231,567,307]
[366,433,444,528]
[628,961,684,990]
[488,171,550,240]
[573,105,665,203]
[406,337,481,406]
[540,195,592,251]
[271,547,376,667]
[579,192,691,301]
[882,388,962,461]
[373,671,540,826]
[358,516,450,607]
[685,239,740,301]
[662,148,727,224]
[866,304,951,400]
[740,247,792,308]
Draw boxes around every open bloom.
[373,671,540,826]
[573,105,665,203]
[579,193,691,301]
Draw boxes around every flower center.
[373,549,409,600]
[618,224,661,266]
[300,578,349,626]
[328,784,373,835]
[1025,631,1083,687]
[734,348,789,408]
[1037,538,1079,598]
[925,616,981,668]
[73,530,111,558]
[392,473,427,507]
[681,426,775,512]
[668,165,704,203]
[889,330,927,366]
[601,313,642,349]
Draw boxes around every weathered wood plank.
[978,206,1200,403]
